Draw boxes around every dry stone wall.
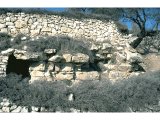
[0,13,124,44]
[0,13,145,82]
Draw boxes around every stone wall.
[0,13,145,82]
[0,13,123,43]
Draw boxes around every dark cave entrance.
[6,54,31,78]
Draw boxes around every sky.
[46,8,66,12]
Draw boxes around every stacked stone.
[0,55,8,77]
[0,12,146,81]
[0,13,123,44]
[29,50,100,83]
[89,35,144,81]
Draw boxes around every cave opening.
[6,54,31,78]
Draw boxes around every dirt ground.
[143,53,160,71]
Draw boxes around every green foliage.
[72,71,160,112]
[115,71,160,111]
[115,21,129,34]
[14,36,94,62]
[0,74,70,111]
[0,70,160,112]
[0,33,11,51]
[10,34,25,46]
[71,80,127,112]
[23,80,69,111]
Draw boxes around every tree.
[150,9,160,32]
[69,8,160,47]
[67,8,88,13]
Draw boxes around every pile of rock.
[0,36,145,82]
[0,13,121,43]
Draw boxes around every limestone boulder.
[61,63,73,72]
[61,27,72,33]
[117,63,132,72]
[0,28,8,33]
[95,54,105,61]
[100,71,109,80]
[20,28,29,34]
[48,55,64,62]
[29,63,46,71]
[103,64,117,70]
[108,71,129,81]
[15,20,27,28]
[30,71,45,77]
[76,71,99,80]
[72,53,89,63]
[14,49,40,61]
[126,52,143,63]
[90,44,99,51]
[128,36,139,47]
[41,27,52,32]
[116,52,126,63]
[1,48,15,55]
[102,43,112,50]
[44,49,56,55]
[47,63,54,71]
[30,29,40,36]
[0,24,6,28]
[63,54,72,62]
[55,72,74,80]
[6,22,14,26]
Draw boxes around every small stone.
[72,53,89,63]
[0,102,4,107]
[63,54,72,62]
[3,101,10,107]
[40,107,47,112]
[0,28,8,33]
[31,106,39,112]
[90,44,99,51]
[68,93,74,101]
[15,20,27,28]
[49,55,64,62]
[6,22,14,26]
[29,63,46,71]
[44,49,56,54]
[20,28,29,34]
[11,106,22,113]
[102,43,112,50]
[61,63,73,72]
[10,28,17,34]
[55,72,74,80]
[117,47,124,50]
[10,104,18,111]
[61,27,72,33]
[30,29,40,36]
[21,106,28,113]
[0,24,6,28]
[3,98,8,102]
[76,71,99,81]
[30,71,45,77]
[95,54,105,60]
[2,107,10,112]
[23,45,28,50]
[70,108,80,113]
[1,48,15,55]
[41,27,52,32]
